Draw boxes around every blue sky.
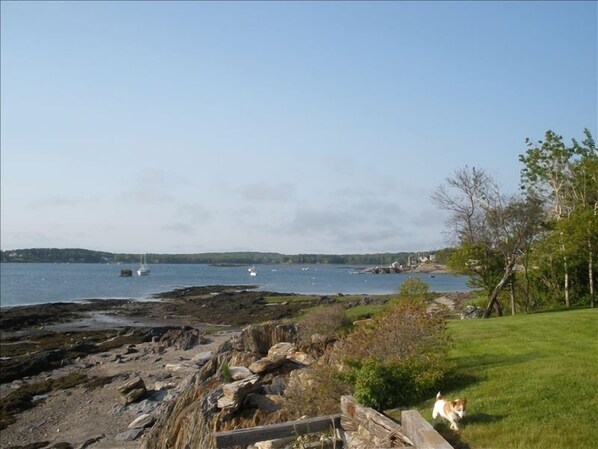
[1,1,596,254]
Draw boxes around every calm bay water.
[0,263,471,307]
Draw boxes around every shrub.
[334,301,450,409]
[282,365,352,418]
[353,360,396,410]
[337,302,448,362]
[297,304,350,348]
[398,277,429,299]
[351,357,447,410]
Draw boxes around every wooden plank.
[215,414,341,448]
[341,395,413,447]
[401,410,453,449]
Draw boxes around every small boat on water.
[248,265,257,277]
[120,269,133,277]
[137,255,150,276]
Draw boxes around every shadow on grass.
[530,304,591,314]
[465,412,505,425]
[439,370,479,392]
[433,412,504,449]
[452,351,538,371]
[432,422,472,449]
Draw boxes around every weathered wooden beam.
[401,410,453,449]
[215,414,341,448]
[341,395,414,447]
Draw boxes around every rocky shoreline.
[0,286,339,449]
[1,286,472,449]
[0,285,309,334]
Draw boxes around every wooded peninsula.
[0,247,451,266]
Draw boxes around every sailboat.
[248,265,257,277]
[137,254,151,276]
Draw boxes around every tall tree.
[482,194,543,317]
[569,130,597,307]
[520,129,597,308]
[433,167,542,317]
[519,131,574,306]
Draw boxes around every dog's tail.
[436,391,442,400]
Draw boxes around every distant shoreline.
[1,247,450,266]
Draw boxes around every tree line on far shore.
[433,129,596,317]
[0,248,450,267]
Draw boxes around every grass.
[343,304,386,322]
[264,295,322,304]
[389,308,597,449]
[262,294,391,325]
[263,294,374,304]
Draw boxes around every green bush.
[352,357,446,410]
[398,277,429,299]
[334,302,450,410]
[285,302,450,413]
[353,361,396,410]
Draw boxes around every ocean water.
[0,263,471,307]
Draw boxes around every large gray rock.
[117,377,146,404]
[229,366,254,380]
[461,305,484,319]
[218,374,259,411]
[128,413,155,429]
[267,342,297,357]
[192,350,213,366]
[159,327,207,350]
[249,354,287,374]
[129,398,160,415]
[287,351,315,366]
[267,341,314,365]
[231,323,298,354]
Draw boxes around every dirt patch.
[0,328,236,448]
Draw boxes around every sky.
[1,1,596,255]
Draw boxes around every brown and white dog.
[432,391,467,430]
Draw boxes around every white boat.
[137,255,150,276]
[248,265,257,277]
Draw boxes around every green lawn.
[397,309,598,449]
